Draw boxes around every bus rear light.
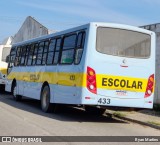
[87,67,97,94]
[144,74,154,98]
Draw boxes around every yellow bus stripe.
[0,68,7,75]
[7,72,149,92]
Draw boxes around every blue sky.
[0,0,160,43]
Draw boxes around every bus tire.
[85,106,105,115]
[12,82,22,101]
[41,85,54,113]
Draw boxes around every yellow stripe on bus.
[7,72,86,87]
[0,68,7,75]
[7,72,149,92]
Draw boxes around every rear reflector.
[85,97,91,99]
[144,74,154,98]
[87,66,97,94]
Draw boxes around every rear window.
[96,27,151,58]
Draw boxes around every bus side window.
[47,39,56,65]
[75,32,85,64]
[25,45,30,66]
[60,34,76,64]
[9,47,16,68]
[53,38,61,64]
[20,46,27,66]
[42,41,49,65]
[32,43,38,65]
[36,42,44,65]
[27,44,35,66]
[15,47,22,66]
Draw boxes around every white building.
[12,16,49,44]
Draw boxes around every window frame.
[8,47,16,68]
[42,40,49,65]
[36,41,45,65]
[19,45,28,66]
[96,27,151,59]
[26,43,35,66]
[46,38,56,65]
[59,33,77,65]
[31,43,38,66]
[74,31,86,65]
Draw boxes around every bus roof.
[12,22,154,47]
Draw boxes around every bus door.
[56,34,78,104]
[56,65,78,104]
[23,44,39,99]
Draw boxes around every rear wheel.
[12,82,22,101]
[41,85,54,113]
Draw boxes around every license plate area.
[97,98,111,105]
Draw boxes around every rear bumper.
[82,90,154,109]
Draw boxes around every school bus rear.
[82,23,155,109]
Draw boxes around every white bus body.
[5,23,155,111]
[0,45,11,88]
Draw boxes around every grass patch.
[113,111,127,117]
[147,121,160,126]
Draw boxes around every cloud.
[15,0,148,26]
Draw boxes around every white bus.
[5,23,155,113]
[0,44,11,90]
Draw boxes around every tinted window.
[75,32,85,64]
[20,46,27,66]
[60,34,76,64]
[27,44,35,66]
[9,47,16,68]
[36,42,44,65]
[32,43,38,65]
[47,39,56,64]
[25,45,30,65]
[42,41,49,65]
[96,27,151,58]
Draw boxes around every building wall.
[141,24,160,104]
[12,16,48,44]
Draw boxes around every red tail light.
[87,66,97,94]
[144,74,154,98]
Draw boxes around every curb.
[105,112,160,130]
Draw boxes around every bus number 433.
[98,98,110,105]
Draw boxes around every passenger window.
[75,32,85,64]
[53,38,61,64]
[32,44,38,65]
[60,34,76,64]
[15,47,22,66]
[42,41,49,65]
[36,42,44,65]
[55,38,61,50]
[20,46,27,66]
[9,47,16,68]
[47,39,56,65]
[25,45,30,65]
[27,44,35,66]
